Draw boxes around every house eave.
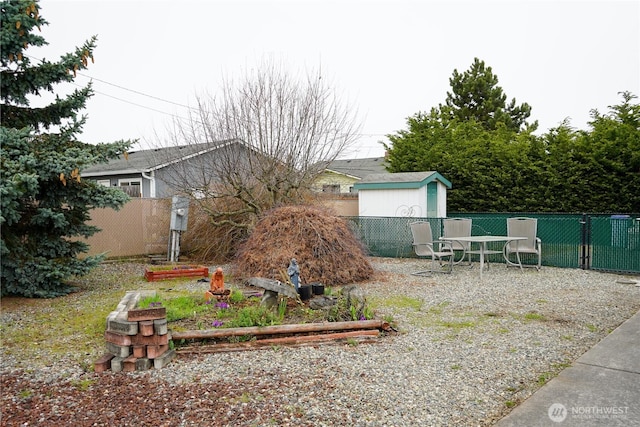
[83,168,152,178]
[324,169,361,181]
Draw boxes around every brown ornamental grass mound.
[232,205,374,286]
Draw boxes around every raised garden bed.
[144,265,209,282]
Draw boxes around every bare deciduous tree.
[155,62,361,232]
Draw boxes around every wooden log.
[178,338,381,354]
[176,330,380,354]
[144,266,209,282]
[171,319,389,341]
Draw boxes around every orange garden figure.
[211,268,224,292]
[205,267,225,301]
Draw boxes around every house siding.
[313,171,358,193]
[82,140,251,199]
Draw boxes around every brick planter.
[144,265,209,282]
[94,290,176,372]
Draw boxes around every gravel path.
[1,258,639,426]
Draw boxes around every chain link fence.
[590,214,640,273]
[345,213,640,274]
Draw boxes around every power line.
[78,85,188,119]
[24,54,392,140]
[76,71,199,112]
[25,54,198,112]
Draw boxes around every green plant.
[551,361,572,370]
[228,334,255,343]
[277,297,287,319]
[225,306,281,328]
[346,338,358,346]
[71,378,96,392]
[538,372,552,385]
[505,401,516,408]
[524,312,545,321]
[139,294,162,308]
[229,288,245,304]
[162,295,211,322]
[18,389,33,399]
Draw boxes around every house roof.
[324,157,388,180]
[353,171,452,190]
[82,139,239,177]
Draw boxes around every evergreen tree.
[385,59,543,212]
[443,58,536,133]
[570,92,640,212]
[1,0,132,297]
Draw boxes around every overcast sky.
[33,0,639,158]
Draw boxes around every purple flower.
[205,300,212,305]
[211,320,224,327]
[215,302,229,309]
[359,315,366,321]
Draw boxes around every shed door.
[426,182,438,217]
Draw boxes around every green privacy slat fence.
[344,213,640,274]
[590,215,640,273]
[448,213,584,269]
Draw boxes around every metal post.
[579,214,592,270]
[579,214,587,269]
[169,230,181,262]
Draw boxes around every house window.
[96,179,111,187]
[322,184,341,194]
[118,179,142,197]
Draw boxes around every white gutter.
[141,171,156,198]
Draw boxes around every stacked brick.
[94,290,176,372]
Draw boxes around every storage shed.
[352,171,451,217]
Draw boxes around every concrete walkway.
[496,309,640,426]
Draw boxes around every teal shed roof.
[353,171,451,190]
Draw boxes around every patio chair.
[443,218,472,265]
[503,217,542,270]
[409,221,454,275]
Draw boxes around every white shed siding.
[354,171,450,218]
[358,188,427,217]
[437,181,447,217]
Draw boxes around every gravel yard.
[1,258,639,426]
